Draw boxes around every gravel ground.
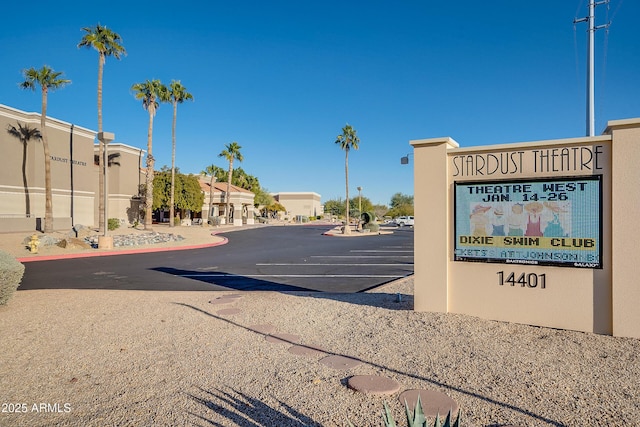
[1,225,639,426]
[1,277,639,427]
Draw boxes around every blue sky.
[1,1,638,206]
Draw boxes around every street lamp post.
[357,186,362,230]
[98,131,115,249]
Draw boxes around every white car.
[395,216,414,226]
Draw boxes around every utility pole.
[574,1,610,137]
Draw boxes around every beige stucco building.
[1,104,257,233]
[272,192,322,219]
[198,178,256,226]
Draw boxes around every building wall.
[411,117,640,339]
[607,118,640,339]
[102,143,145,225]
[273,192,322,217]
[0,104,96,229]
[199,179,256,226]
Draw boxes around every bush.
[363,222,380,233]
[361,212,380,233]
[0,251,25,305]
[108,218,120,231]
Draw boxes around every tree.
[230,167,260,192]
[253,186,273,209]
[387,192,414,218]
[201,164,224,220]
[218,142,243,225]
[334,123,360,234]
[324,198,346,217]
[390,192,414,208]
[176,174,204,215]
[262,201,286,218]
[153,169,204,217]
[372,204,389,221]
[6,123,42,216]
[349,195,374,218]
[131,79,168,230]
[167,80,193,227]
[20,66,70,233]
[78,23,126,233]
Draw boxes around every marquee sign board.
[453,175,602,268]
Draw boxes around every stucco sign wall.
[410,118,640,339]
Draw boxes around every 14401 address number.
[497,271,546,289]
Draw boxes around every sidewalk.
[0,223,240,261]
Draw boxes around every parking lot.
[20,225,414,293]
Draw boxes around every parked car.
[395,216,414,226]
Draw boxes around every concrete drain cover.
[249,324,277,334]
[398,389,459,417]
[347,375,402,395]
[288,344,327,357]
[216,308,241,315]
[319,355,362,370]
[265,333,301,344]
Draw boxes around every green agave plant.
[347,395,461,427]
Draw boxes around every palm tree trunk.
[97,53,105,233]
[22,142,31,216]
[209,175,215,223]
[144,111,155,230]
[41,88,53,233]
[226,161,233,225]
[344,150,351,234]
[170,101,177,227]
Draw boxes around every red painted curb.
[17,234,228,263]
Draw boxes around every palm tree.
[218,142,243,225]
[201,164,223,223]
[131,79,168,230]
[334,123,360,234]
[168,80,193,228]
[6,123,42,216]
[20,66,70,233]
[78,23,126,233]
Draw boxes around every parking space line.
[255,263,407,266]
[310,255,413,258]
[180,273,403,278]
[349,250,413,253]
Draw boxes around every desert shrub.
[363,222,380,232]
[361,212,380,233]
[108,218,120,231]
[0,251,26,305]
[348,396,461,427]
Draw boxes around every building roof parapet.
[1,103,95,138]
[436,135,611,156]
[96,142,146,156]
[604,117,640,134]
[410,137,459,149]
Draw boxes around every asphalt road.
[19,225,414,293]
